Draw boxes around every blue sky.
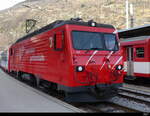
[0,0,25,11]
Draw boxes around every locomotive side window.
[136,47,144,58]
[54,31,64,51]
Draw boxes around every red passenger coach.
[8,19,124,102]
[121,36,150,79]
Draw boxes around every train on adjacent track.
[0,50,8,72]
[0,18,124,102]
[121,36,150,80]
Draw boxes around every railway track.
[108,86,150,113]
[76,84,150,113]
[74,102,137,113]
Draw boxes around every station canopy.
[118,24,150,39]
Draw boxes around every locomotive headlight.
[116,65,123,70]
[76,66,84,72]
[88,20,97,27]
[91,22,96,27]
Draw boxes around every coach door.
[126,47,134,76]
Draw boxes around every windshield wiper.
[89,47,104,50]
[84,48,104,53]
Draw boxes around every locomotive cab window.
[136,47,144,58]
[54,31,64,51]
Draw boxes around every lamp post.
[126,0,129,29]
[125,0,134,28]
[129,3,134,28]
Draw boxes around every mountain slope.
[0,0,149,50]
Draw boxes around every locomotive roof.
[14,19,115,44]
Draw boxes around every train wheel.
[28,74,37,87]
[16,71,22,81]
[20,73,37,87]
[124,76,136,81]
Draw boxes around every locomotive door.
[126,47,134,76]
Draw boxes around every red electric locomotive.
[121,36,150,80]
[8,19,124,102]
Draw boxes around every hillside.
[0,0,150,50]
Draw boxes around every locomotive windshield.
[72,31,118,51]
[104,34,118,50]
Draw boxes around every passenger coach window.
[136,47,144,58]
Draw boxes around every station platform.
[0,69,84,112]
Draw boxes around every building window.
[136,47,144,58]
